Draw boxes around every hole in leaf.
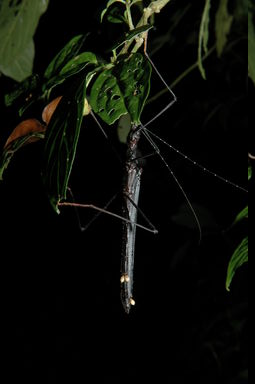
[111,94,121,101]
[103,86,111,93]
[108,109,115,117]
[136,59,143,66]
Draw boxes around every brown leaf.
[4,119,46,148]
[42,96,62,125]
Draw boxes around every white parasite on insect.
[130,298,136,306]
[120,274,130,284]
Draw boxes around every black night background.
[0,1,249,382]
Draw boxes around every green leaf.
[215,0,233,57]
[116,52,152,124]
[131,0,143,6]
[44,34,87,80]
[110,24,153,51]
[0,132,45,181]
[198,0,211,79]
[43,52,98,93]
[60,52,98,75]
[90,69,128,125]
[4,74,39,107]
[101,0,126,22]
[90,53,152,125]
[226,237,248,291]
[0,0,49,81]
[42,76,87,213]
[234,206,248,225]
[106,6,127,24]
[0,39,35,82]
[248,4,255,85]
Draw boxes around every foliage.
[42,76,87,212]
[0,0,249,380]
[0,1,174,212]
[0,0,49,81]
[90,52,152,125]
[1,0,251,210]
[226,166,250,291]
[226,237,248,291]
[198,0,249,78]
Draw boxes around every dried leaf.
[0,131,45,180]
[42,96,91,124]
[4,119,46,148]
[42,96,63,125]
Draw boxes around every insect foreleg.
[143,52,177,128]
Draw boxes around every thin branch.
[126,0,135,30]
[121,0,172,54]
[138,0,172,26]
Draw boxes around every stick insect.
[49,35,247,313]
[117,63,247,314]
[56,46,247,314]
[0,2,248,315]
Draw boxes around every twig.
[120,0,172,54]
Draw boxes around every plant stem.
[138,0,172,26]
[126,0,135,30]
[120,0,172,55]
[132,0,172,52]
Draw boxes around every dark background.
[0,0,249,382]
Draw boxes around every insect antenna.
[143,52,247,194]
[142,126,248,194]
[141,124,202,242]
[137,52,247,240]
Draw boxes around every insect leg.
[144,52,177,128]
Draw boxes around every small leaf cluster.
[0,2,153,213]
